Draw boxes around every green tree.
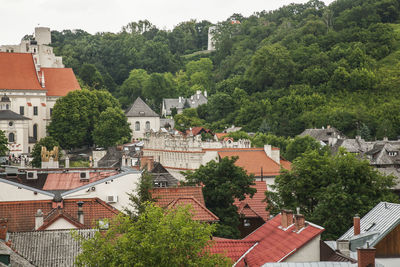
[118,69,149,106]
[125,170,155,218]
[31,137,61,168]
[284,135,325,162]
[174,108,205,132]
[92,107,132,148]
[0,130,8,156]
[267,149,398,239]
[48,90,120,149]
[183,157,256,238]
[75,203,231,267]
[79,64,105,90]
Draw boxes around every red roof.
[215,133,228,140]
[185,127,212,136]
[167,197,219,222]
[40,68,81,96]
[0,53,80,96]
[0,198,118,232]
[42,171,118,190]
[218,148,290,177]
[0,53,43,90]
[208,237,257,264]
[241,214,324,266]
[233,181,269,221]
[151,186,205,207]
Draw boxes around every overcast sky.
[0,0,335,44]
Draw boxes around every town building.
[161,90,207,117]
[0,31,81,154]
[126,97,160,140]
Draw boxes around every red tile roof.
[0,53,43,90]
[241,214,324,266]
[215,133,228,140]
[218,148,291,176]
[167,197,219,222]
[208,237,257,264]
[42,171,118,191]
[234,181,269,221]
[0,198,118,232]
[0,53,80,96]
[185,127,212,136]
[40,68,81,96]
[151,186,205,207]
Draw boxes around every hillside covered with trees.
[49,0,400,140]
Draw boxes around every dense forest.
[49,0,400,140]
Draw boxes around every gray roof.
[299,127,344,143]
[0,241,35,267]
[339,202,400,250]
[151,162,179,187]
[162,92,208,116]
[125,97,159,117]
[261,263,357,267]
[0,110,30,120]
[9,229,97,267]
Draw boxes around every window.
[8,133,14,142]
[50,108,53,116]
[33,106,38,116]
[145,121,150,131]
[33,124,38,140]
[8,121,13,127]
[135,121,140,131]
[19,106,24,115]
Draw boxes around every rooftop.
[125,97,159,117]
[233,181,269,221]
[40,68,81,96]
[167,197,219,222]
[151,186,205,207]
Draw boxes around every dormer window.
[139,111,145,116]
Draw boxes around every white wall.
[63,172,141,211]
[44,218,78,230]
[284,234,321,262]
[128,116,160,140]
[0,181,53,201]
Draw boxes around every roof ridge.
[169,196,219,221]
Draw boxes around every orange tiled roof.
[0,53,43,90]
[208,237,257,264]
[234,181,269,221]
[215,133,228,140]
[42,171,118,191]
[167,197,219,222]
[242,214,324,266]
[151,186,205,207]
[218,148,290,176]
[40,68,81,96]
[0,198,118,232]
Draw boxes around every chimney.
[93,158,98,168]
[281,209,294,228]
[179,96,182,103]
[65,156,70,168]
[204,90,207,98]
[35,209,44,230]
[0,218,7,240]
[295,214,305,231]
[77,201,84,225]
[337,240,350,257]
[264,144,280,164]
[354,215,360,236]
[41,71,45,88]
[357,245,376,267]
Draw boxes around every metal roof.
[339,202,400,249]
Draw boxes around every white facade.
[62,171,141,211]
[128,116,160,140]
[207,26,216,51]
[0,118,29,155]
[284,234,321,262]
[44,218,78,230]
[0,180,53,201]
[0,27,64,68]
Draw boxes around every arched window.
[135,121,140,131]
[33,124,38,140]
[8,133,14,142]
[145,121,150,131]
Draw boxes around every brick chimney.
[281,209,294,228]
[295,214,305,231]
[140,156,154,171]
[35,209,44,230]
[357,246,376,267]
[77,201,84,225]
[354,214,360,236]
[0,218,7,241]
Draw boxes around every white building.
[0,29,81,154]
[126,97,160,140]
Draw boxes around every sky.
[0,0,335,44]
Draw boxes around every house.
[162,90,208,117]
[0,197,118,232]
[0,239,35,267]
[299,126,345,146]
[0,167,142,211]
[234,181,269,238]
[0,36,80,154]
[335,202,400,266]
[210,210,324,266]
[151,186,219,223]
[126,97,160,140]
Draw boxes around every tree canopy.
[0,130,8,157]
[74,204,231,267]
[184,157,256,238]
[267,149,398,239]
